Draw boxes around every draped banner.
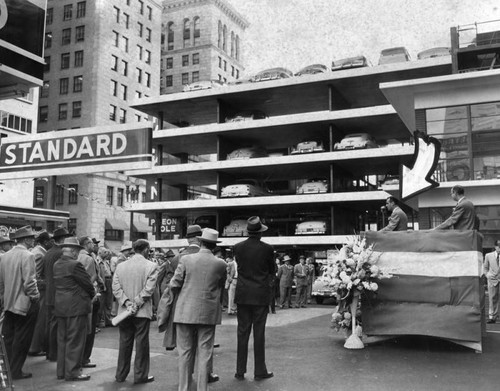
[363,230,484,351]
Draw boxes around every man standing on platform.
[380,197,408,231]
[294,256,309,308]
[0,226,40,379]
[434,185,478,230]
[113,239,158,384]
[234,216,275,381]
[484,240,500,323]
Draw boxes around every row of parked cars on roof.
[182,46,451,92]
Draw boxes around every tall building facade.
[160,0,248,94]
[37,0,162,249]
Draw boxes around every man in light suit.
[170,228,227,391]
[294,255,309,308]
[113,239,158,384]
[434,185,477,230]
[380,197,408,231]
[484,239,500,323]
[0,226,40,380]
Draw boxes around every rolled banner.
[111,307,134,326]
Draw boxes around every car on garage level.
[226,146,268,160]
[182,79,225,92]
[295,219,327,235]
[296,179,328,194]
[251,67,293,82]
[334,133,378,150]
[220,179,271,198]
[331,55,370,71]
[223,217,248,237]
[290,140,325,154]
[225,110,268,123]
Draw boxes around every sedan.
[223,218,249,237]
[225,110,268,123]
[182,79,225,92]
[295,64,328,76]
[291,140,325,154]
[296,179,328,194]
[331,55,370,71]
[417,47,451,60]
[311,278,337,304]
[251,67,293,82]
[220,179,271,198]
[226,146,268,160]
[295,220,327,235]
[334,133,378,150]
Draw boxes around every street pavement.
[11,302,500,391]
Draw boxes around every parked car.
[223,217,249,237]
[251,67,293,82]
[295,220,327,235]
[417,47,451,60]
[225,110,268,123]
[226,146,268,160]
[311,277,336,304]
[331,55,370,71]
[379,175,400,187]
[220,179,271,198]
[334,133,378,150]
[194,215,216,229]
[295,64,328,76]
[378,47,411,65]
[296,179,328,194]
[290,140,325,154]
[182,79,225,92]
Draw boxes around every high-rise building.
[160,0,249,94]
[37,0,162,249]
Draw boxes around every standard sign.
[0,123,153,179]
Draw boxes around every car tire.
[315,297,324,304]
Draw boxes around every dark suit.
[380,206,408,231]
[53,254,94,380]
[234,236,275,377]
[435,197,477,230]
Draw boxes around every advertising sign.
[0,123,153,179]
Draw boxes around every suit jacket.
[53,254,94,317]
[435,197,477,230]
[170,248,227,325]
[294,263,309,286]
[31,245,47,290]
[41,245,63,306]
[113,253,159,319]
[277,264,294,287]
[157,245,200,294]
[380,206,408,231]
[484,251,500,286]
[0,245,40,315]
[234,236,275,305]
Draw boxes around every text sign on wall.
[0,123,153,179]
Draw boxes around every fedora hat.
[52,227,71,239]
[283,255,292,262]
[199,228,221,243]
[36,231,52,243]
[92,238,100,244]
[165,249,175,258]
[60,237,83,250]
[186,224,202,238]
[120,242,133,252]
[0,236,14,245]
[246,216,268,233]
[13,226,36,239]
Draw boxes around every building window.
[111,80,117,96]
[222,25,227,51]
[58,103,68,120]
[146,28,151,43]
[117,188,124,206]
[138,22,143,37]
[236,35,240,60]
[44,56,50,72]
[182,73,189,85]
[166,57,173,69]
[121,84,127,100]
[231,31,235,57]
[182,55,189,66]
[167,22,174,50]
[68,184,78,204]
[193,17,200,45]
[223,60,227,71]
[105,229,123,241]
[59,78,69,95]
[41,81,49,98]
[56,185,64,205]
[193,53,199,65]
[136,68,142,83]
[166,75,173,87]
[137,45,143,60]
[74,50,84,67]
[39,106,48,122]
[113,31,119,47]
[147,6,152,20]
[73,76,83,92]
[145,72,151,88]
[183,19,190,47]
[135,114,141,122]
[121,60,128,76]
[45,32,52,48]
[135,91,142,99]
[46,8,53,25]
[119,108,126,123]
[113,6,120,23]
[122,36,129,52]
[192,71,199,83]
[68,218,77,234]
[61,53,70,69]
[139,0,144,15]
[72,101,82,118]
[236,69,239,79]
[107,186,114,205]
[109,105,117,121]
[34,186,44,207]
[0,112,32,134]
[218,56,222,68]
[145,50,151,64]
[231,66,235,77]
[76,1,86,18]
[111,55,118,70]
[218,21,222,48]
[123,13,129,29]
[63,4,73,21]
[62,28,71,45]
[75,26,85,42]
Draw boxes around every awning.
[133,221,151,233]
[0,204,70,222]
[105,218,129,231]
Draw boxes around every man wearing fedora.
[170,228,227,391]
[234,216,275,381]
[41,227,72,361]
[0,225,40,379]
[112,239,159,384]
[53,237,95,381]
[277,255,294,309]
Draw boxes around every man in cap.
[234,217,275,381]
[170,228,227,391]
[41,227,72,361]
[0,226,40,379]
[28,231,53,357]
[113,239,158,384]
[0,235,14,254]
[53,237,95,381]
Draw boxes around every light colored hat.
[120,242,133,252]
[0,236,14,245]
[13,226,36,239]
[283,255,292,262]
[246,216,268,233]
[199,228,221,243]
[60,237,83,249]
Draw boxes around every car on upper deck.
[226,146,268,160]
[378,47,411,65]
[295,64,329,76]
[182,79,225,92]
[251,67,293,82]
[220,179,271,198]
[334,133,378,150]
[290,140,326,155]
[417,47,451,60]
[331,55,370,71]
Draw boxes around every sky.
[225,0,500,76]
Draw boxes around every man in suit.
[0,226,40,380]
[53,237,95,381]
[226,255,238,315]
[113,239,158,384]
[41,227,72,362]
[170,228,227,391]
[380,197,408,231]
[434,185,477,230]
[294,255,309,308]
[484,239,500,323]
[277,255,294,309]
[234,216,275,381]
